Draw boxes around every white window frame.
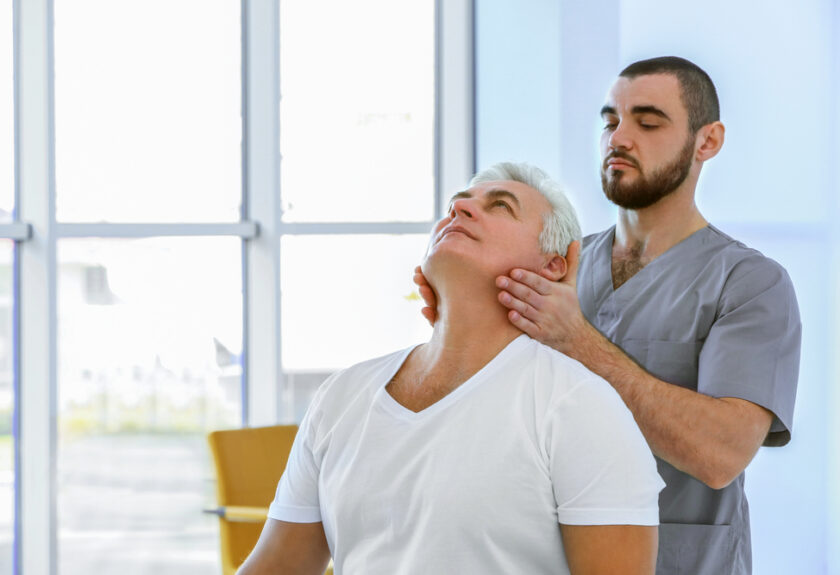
[10,0,473,573]
[244,0,474,426]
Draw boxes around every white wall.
[475,1,838,572]
[475,0,563,178]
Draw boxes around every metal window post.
[16,0,57,573]
[242,0,282,427]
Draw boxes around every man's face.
[423,180,551,279]
[599,74,697,209]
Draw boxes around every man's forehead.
[603,73,683,114]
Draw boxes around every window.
[12,0,472,573]
[0,3,15,573]
[279,0,435,223]
[277,0,438,418]
[52,1,244,573]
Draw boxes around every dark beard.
[600,135,695,209]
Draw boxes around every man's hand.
[413,265,437,326]
[495,240,588,354]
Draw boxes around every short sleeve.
[267,389,327,523]
[547,376,664,526]
[698,258,801,446]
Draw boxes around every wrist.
[565,319,603,363]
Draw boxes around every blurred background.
[2,0,837,573]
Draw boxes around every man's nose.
[449,198,474,219]
[608,121,633,151]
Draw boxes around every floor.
[0,433,226,575]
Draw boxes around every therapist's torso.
[578,224,801,575]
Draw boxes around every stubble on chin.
[600,135,695,210]
[600,168,661,210]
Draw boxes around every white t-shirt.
[269,334,664,575]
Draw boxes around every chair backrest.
[208,425,299,575]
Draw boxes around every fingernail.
[512,270,522,280]
[497,278,508,288]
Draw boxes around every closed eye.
[491,200,514,213]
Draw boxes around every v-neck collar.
[376,334,530,422]
[599,224,711,297]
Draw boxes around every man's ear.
[695,121,725,162]
[539,255,567,282]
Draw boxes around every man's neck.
[428,294,521,369]
[389,275,521,411]
[614,187,708,261]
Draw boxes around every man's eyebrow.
[631,105,671,121]
[448,190,472,203]
[485,189,521,209]
[600,104,671,122]
[447,189,521,211]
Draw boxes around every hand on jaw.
[414,240,596,360]
[495,240,595,356]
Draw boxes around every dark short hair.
[620,56,719,133]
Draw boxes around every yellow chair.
[207,425,300,575]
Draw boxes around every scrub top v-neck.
[577,224,801,575]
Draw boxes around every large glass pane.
[57,238,242,575]
[0,3,14,570]
[0,242,12,571]
[279,0,436,223]
[0,3,13,220]
[280,234,432,420]
[54,0,241,223]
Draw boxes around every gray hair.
[469,161,582,256]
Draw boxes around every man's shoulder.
[525,337,588,369]
[310,346,415,412]
[518,339,642,440]
[581,227,613,254]
[517,337,618,400]
[701,225,793,289]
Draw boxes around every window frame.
[10,0,473,574]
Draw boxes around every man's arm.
[548,318,772,488]
[493,241,773,489]
[237,518,330,575]
[559,524,657,575]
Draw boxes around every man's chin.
[424,253,505,285]
[601,177,661,210]
[603,185,675,210]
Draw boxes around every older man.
[238,162,664,575]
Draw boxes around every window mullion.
[16,0,57,573]
[437,0,475,218]
[0,222,30,240]
[243,0,282,426]
[54,221,258,239]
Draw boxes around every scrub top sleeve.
[698,257,801,446]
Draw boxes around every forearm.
[237,519,330,575]
[567,323,770,489]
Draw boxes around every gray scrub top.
[578,225,801,575]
